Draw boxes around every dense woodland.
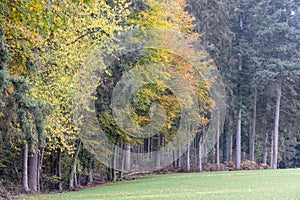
[0,0,300,198]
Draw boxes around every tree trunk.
[198,135,203,172]
[228,116,233,161]
[249,88,257,162]
[270,132,274,167]
[236,109,242,169]
[148,138,151,160]
[263,132,268,165]
[124,144,131,171]
[23,142,30,193]
[177,147,181,168]
[69,140,81,190]
[216,109,220,170]
[272,77,282,169]
[88,158,94,185]
[186,140,190,172]
[222,121,228,163]
[29,141,38,192]
[112,144,117,182]
[37,146,44,192]
[203,144,208,165]
[154,134,161,169]
[58,151,63,191]
[172,150,176,168]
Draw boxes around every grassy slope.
[24,169,300,200]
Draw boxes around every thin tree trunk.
[250,89,257,162]
[37,146,44,192]
[270,132,274,167]
[235,11,243,169]
[121,144,125,172]
[222,121,228,163]
[263,132,268,165]
[177,147,181,168]
[23,142,30,193]
[58,151,63,191]
[29,141,38,192]
[112,144,117,182]
[216,109,220,170]
[198,135,203,172]
[203,144,208,165]
[124,144,131,171]
[272,77,282,169]
[87,158,93,185]
[228,116,233,161]
[173,150,176,168]
[148,138,151,160]
[154,134,161,169]
[236,109,242,169]
[69,140,81,190]
[186,140,190,172]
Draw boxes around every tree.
[250,0,300,169]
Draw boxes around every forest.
[0,0,300,198]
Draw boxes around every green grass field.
[24,169,300,200]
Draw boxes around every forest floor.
[21,168,300,200]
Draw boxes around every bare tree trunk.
[172,150,176,168]
[250,89,257,162]
[270,133,274,167]
[29,142,38,192]
[37,146,44,192]
[235,11,243,169]
[69,140,81,190]
[236,109,242,169]
[112,145,117,182]
[121,144,125,172]
[23,142,30,193]
[263,132,268,165]
[228,116,233,161]
[203,144,208,165]
[216,110,220,170]
[124,144,131,171]
[272,77,282,169]
[186,140,190,172]
[154,135,161,169]
[88,158,94,185]
[148,138,151,160]
[58,151,63,191]
[198,135,203,172]
[177,147,181,168]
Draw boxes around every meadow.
[23,169,300,200]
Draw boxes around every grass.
[23,169,300,200]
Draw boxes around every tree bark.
[272,77,282,169]
[249,88,257,162]
[58,151,63,191]
[236,109,242,169]
[23,142,30,193]
[177,147,181,168]
[112,144,117,182]
[29,141,38,192]
[216,109,220,170]
[124,144,131,171]
[222,121,228,163]
[37,146,44,192]
[198,135,203,172]
[88,158,94,185]
[228,116,233,161]
[263,132,268,165]
[154,134,161,169]
[270,132,274,167]
[69,140,81,190]
[186,140,190,172]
